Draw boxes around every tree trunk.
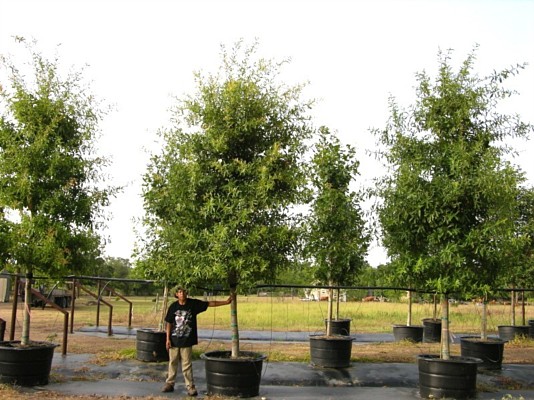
[432,293,437,320]
[335,288,340,320]
[481,299,487,340]
[230,287,239,358]
[440,294,450,360]
[511,288,516,325]
[521,290,526,325]
[22,273,32,345]
[326,287,333,336]
[406,290,412,326]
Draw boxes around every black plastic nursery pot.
[0,341,57,386]
[418,354,481,399]
[421,318,441,343]
[392,324,424,343]
[324,318,351,336]
[309,334,353,368]
[201,350,266,398]
[460,336,506,370]
[135,328,169,362]
[498,325,530,341]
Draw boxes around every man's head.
[172,286,188,299]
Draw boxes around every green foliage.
[374,47,532,297]
[512,186,534,288]
[305,127,369,286]
[96,257,132,279]
[92,257,133,294]
[275,260,314,286]
[0,38,114,277]
[138,40,314,291]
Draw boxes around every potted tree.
[134,280,169,363]
[377,230,424,343]
[384,266,425,343]
[374,47,531,398]
[0,38,113,386]
[421,293,441,343]
[391,289,424,343]
[517,187,534,339]
[305,127,370,368]
[460,293,508,371]
[496,187,534,342]
[459,190,534,372]
[138,40,313,398]
[131,250,173,363]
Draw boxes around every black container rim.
[459,336,507,344]
[200,350,266,361]
[417,354,483,364]
[309,334,354,341]
[497,325,530,328]
[324,318,352,322]
[392,324,424,328]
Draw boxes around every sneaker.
[187,385,198,396]
[161,383,174,393]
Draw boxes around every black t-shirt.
[165,298,209,347]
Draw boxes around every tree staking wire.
[255,284,534,293]
[2,273,532,293]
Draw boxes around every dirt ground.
[1,303,533,400]
[3,302,530,364]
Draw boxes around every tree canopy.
[374,47,532,298]
[0,38,113,278]
[305,127,369,287]
[139,40,314,292]
[510,186,534,289]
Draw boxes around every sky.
[1,0,533,267]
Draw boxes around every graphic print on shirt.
[173,309,192,339]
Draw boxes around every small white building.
[303,288,346,302]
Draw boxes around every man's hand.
[208,296,233,307]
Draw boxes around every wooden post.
[96,280,101,328]
[9,275,19,340]
[70,279,76,333]
[159,285,168,332]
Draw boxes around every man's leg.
[180,347,197,395]
[163,347,180,391]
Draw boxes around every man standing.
[162,286,231,396]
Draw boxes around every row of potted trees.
[373,46,534,399]
[132,285,532,398]
[1,41,533,400]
